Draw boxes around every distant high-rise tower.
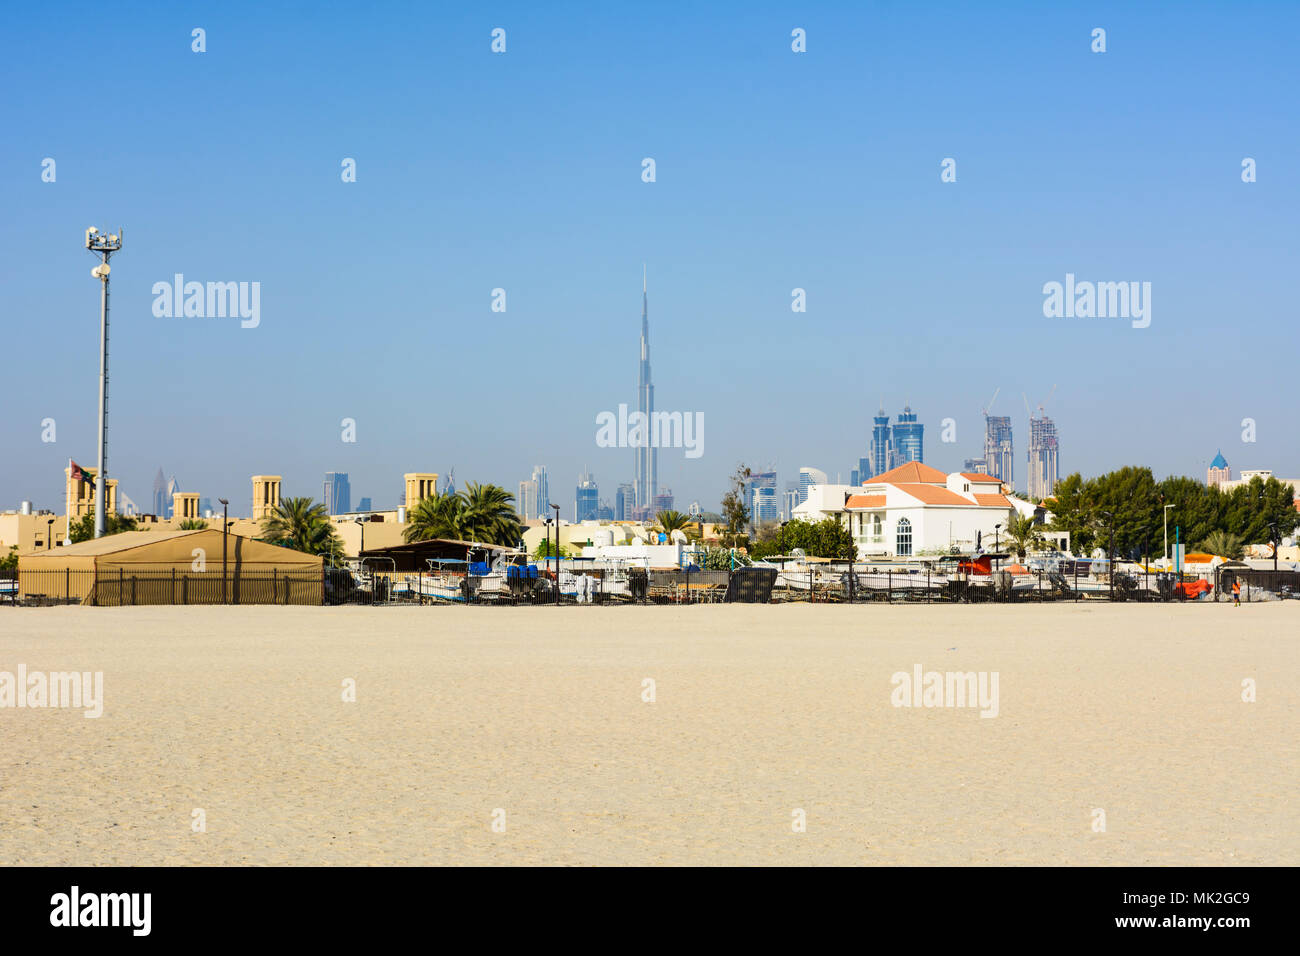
[164,475,181,519]
[781,483,800,520]
[615,483,634,521]
[323,472,351,515]
[517,479,538,519]
[797,467,827,504]
[869,407,892,478]
[531,465,550,519]
[653,488,675,515]
[634,267,657,513]
[892,405,924,466]
[984,416,1014,489]
[1026,416,1059,500]
[1207,450,1231,488]
[575,469,599,521]
[748,471,778,526]
[151,467,166,517]
[963,458,988,475]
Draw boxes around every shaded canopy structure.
[359,538,521,573]
[18,529,323,605]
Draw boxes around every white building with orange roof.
[792,462,1019,558]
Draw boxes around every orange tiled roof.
[892,483,972,505]
[973,493,1013,508]
[959,473,999,483]
[845,494,887,509]
[865,461,948,485]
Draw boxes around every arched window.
[896,517,912,556]
[872,514,882,541]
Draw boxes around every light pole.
[353,516,366,558]
[85,227,122,538]
[1163,504,1175,561]
[218,498,229,604]
[993,523,1001,573]
[550,503,561,604]
[46,517,55,550]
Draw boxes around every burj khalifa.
[634,266,657,512]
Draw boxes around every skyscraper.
[164,475,181,519]
[748,471,778,526]
[634,267,657,513]
[870,407,892,478]
[782,484,800,520]
[575,469,599,521]
[615,483,634,521]
[797,466,827,504]
[653,488,675,514]
[357,497,372,513]
[532,465,550,518]
[151,467,166,517]
[517,479,538,519]
[891,405,924,465]
[323,472,351,515]
[1207,450,1231,488]
[983,416,1014,488]
[1026,415,1059,500]
[963,458,988,475]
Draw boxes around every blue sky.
[3,1,1297,515]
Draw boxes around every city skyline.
[3,5,1297,514]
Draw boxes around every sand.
[0,603,1295,866]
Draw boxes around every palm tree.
[461,482,523,546]
[404,492,469,543]
[1003,512,1044,561]
[403,484,522,547]
[178,518,207,530]
[652,510,694,539]
[261,496,344,561]
[1197,530,1243,560]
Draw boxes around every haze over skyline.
[3,2,1297,515]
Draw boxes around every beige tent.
[18,529,324,605]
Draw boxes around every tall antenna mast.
[85,226,123,538]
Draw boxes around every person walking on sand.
[1232,579,1241,607]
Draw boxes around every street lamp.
[352,515,367,558]
[550,503,561,604]
[218,498,229,604]
[993,523,1001,572]
[1163,504,1175,561]
[85,227,122,539]
[46,517,55,550]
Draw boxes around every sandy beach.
[1,603,1295,866]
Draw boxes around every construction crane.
[1038,384,1057,417]
[982,386,1000,418]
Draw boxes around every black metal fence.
[760,563,1288,604]
[1213,568,1300,602]
[6,565,1294,607]
[320,566,775,606]
[2,569,322,606]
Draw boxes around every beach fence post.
[809,567,814,603]
[66,567,70,603]
[887,569,892,604]
[927,567,931,604]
